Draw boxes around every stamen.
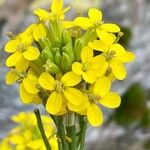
[55,80,64,94]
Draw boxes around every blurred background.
[0,0,150,149]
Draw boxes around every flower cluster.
[5,0,135,127]
[0,112,58,150]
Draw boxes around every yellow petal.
[68,94,90,114]
[110,60,126,80]
[39,72,56,90]
[72,62,83,75]
[100,92,121,108]
[74,17,92,30]
[24,24,36,35]
[5,40,19,53]
[109,43,125,56]
[81,46,93,63]
[33,24,46,41]
[46,91,62,114]
[27,140,42,149]
[88,8,102,23]
[62,20,74,29]
[115,51,135,63]
[88,40,108,52]
[51,0,63,13]
[15,56,29,72]
[101,23,120,33]
[82,71,97,83]
[9,134,24,144]
[34,8,53,20]
[23,46,40,60]
[5,70,19,85]
[32,95,42,104]
[19,83,33,104]
[64,88,83,105]
[87,103,103,127]
[6,52,22,67]
[90,55,108,76]
[23,74,39,94]
[49,136,59,150]
[61,71,81,87]
[94,76,111,97]
[96,29,116,45]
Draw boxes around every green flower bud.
[53,36,61,48]
[62,43,74,62]
[41,47,54,62]
[55,51,62,66]
[61,53,71,72]
[51,47,60,55]
[62,29,72,46]
[43,59,60,74]
[39,37,52,50]
[52,20,62,41]
[74,38,83,61]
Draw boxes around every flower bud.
[62,29,72,46]
[43,59,60,74]
[61,53,71,72]
[55,51,62,66]
[41,47,54,62]
[39,37,52,50]
[74,38,83,61]
[62,43,74,62]
[52,47,60,55]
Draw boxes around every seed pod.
[62,43,74,62]
[74,38,83,61]
[61,53,71,72]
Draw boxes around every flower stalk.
[34,108,52,150]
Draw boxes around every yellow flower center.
[105,67,112,77]
[82,63,89,72]
[55,80,65,94]
[94,20,104,28]
[88,93,101,104]
[105,50,116,62]
[17,43,26,52]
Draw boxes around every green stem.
[34,108,51,150]
[78,116,87,150]
[57,116,68,150]
[66,125,77,150]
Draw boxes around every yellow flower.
[72,46,108,83]
[23,23,47,41]
[34,0,70,21]
[39,71,84,114]
[0,112,58,150]
[89,40,135,80]
[19,72,41,104]
[5,32,40,69]
[74,8,120,40]
[5,68,41,104]
[68,76,120,127]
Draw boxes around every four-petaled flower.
[72,46,108,83]
[39,71,85,114]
